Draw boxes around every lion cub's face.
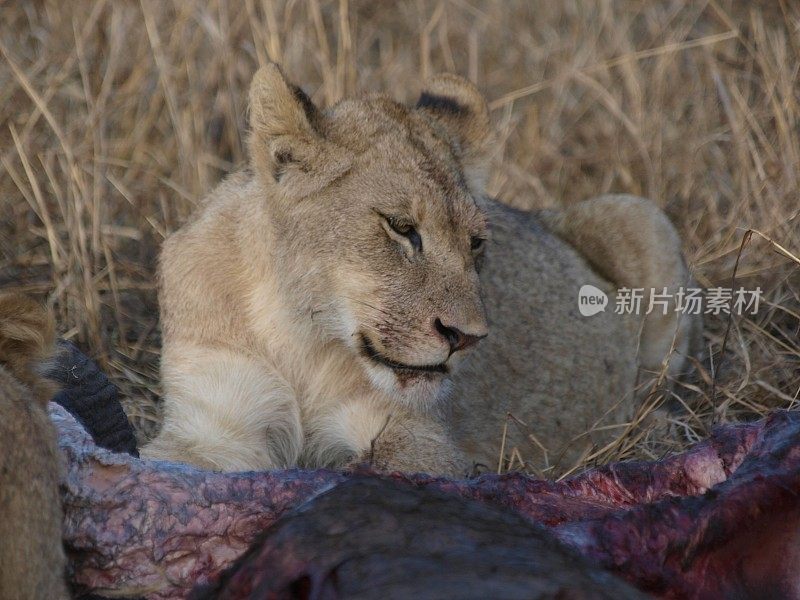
[248,65,493,405]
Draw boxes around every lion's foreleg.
[142,343,303,471]
[304,398,467,477]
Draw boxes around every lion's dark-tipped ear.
[248,63,350,198]
[416,74,492,196]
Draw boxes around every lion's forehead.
[349,158,484,243]
[325,100,485,235]
[326,97,460,169]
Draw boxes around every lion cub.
[144,64,696,475]
[0,294,68,600]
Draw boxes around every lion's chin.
[355,333,451,405]
[361,359,449,407]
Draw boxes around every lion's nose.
[434,318,487,354]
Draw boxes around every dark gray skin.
[191,477,647,600]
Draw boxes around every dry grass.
[1,0,798,473]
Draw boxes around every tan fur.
[0,294,68,600]
[144,64,697,475]
[539,196,702,379]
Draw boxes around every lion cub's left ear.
[415,74,492,197]
[248,63,350,199]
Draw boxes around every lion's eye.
[387,217,422,252]
[389,218,412,236]
[470,236,485,252]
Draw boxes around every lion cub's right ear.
[416,74,493,198]
[248,63,350,198]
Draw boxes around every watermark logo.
[578,286,762,317]
[578,284,609,316]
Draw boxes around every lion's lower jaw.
[362,362,451,411]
